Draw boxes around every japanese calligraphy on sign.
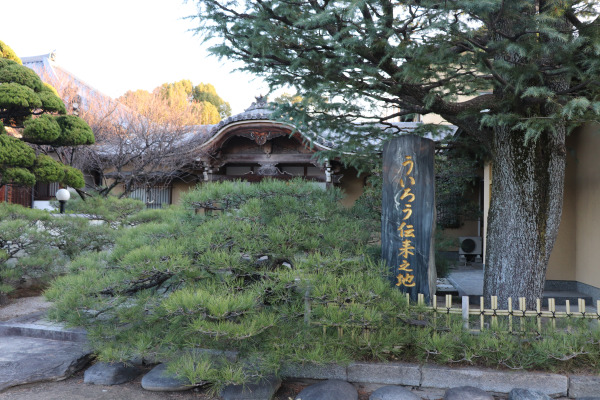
[381,135,436,303]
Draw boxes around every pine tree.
[0,40,94,188]
[189,0,600,306]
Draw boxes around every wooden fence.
[305,292,600,337]
[426,293,600,332]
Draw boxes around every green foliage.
[0,58,42,90]
[45,180,600,390]
[38,84,66,114]
[63,193,145,222]
[0,167,36,187]
[32,154,65,183]
[23,115,62,143]
[54,115,95,146]
[187,3,600,309]
[0,196,150,296]
[192,82,232,118]
[157,79,231,121]
[62,165,85,188]
[0,82,42,113]
[0,40,93,187]
[0,134,36,168]
[46,180,384,389]
[0,40,21,64]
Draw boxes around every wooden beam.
[218,154,320,164]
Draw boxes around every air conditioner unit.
[459,236,483,256]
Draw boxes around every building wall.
[546,134,577,281]
[172,181,198,205]
[483,126,600,288]
[574,124,600,288]
[338,168,366,208]
[483,162,492,259]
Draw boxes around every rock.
[220,375,281,400]
[84,361,142,385]
[444,386,493,400]
[141,363,196,392]
[295,379,358,400]
[0,336,91,392]
[508,388,552,400]
[370,385,420,400]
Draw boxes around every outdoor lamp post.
[55,188,70,214]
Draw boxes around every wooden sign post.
[382,135,436,304]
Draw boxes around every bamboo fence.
[425,293,600,332]
[304,292,600,336]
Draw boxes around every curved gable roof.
[200,96,334,151]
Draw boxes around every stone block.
[444,386,493,400]
[84,361,142,385]
[141,363,196,392]
[420,365,567,396]
[280,362,347,380]
[569,375,600,398]
[220,375,281,400]
[369,385,420,400]
[508,388,552,400]
[347,362,420,386]
[295,379,357,400]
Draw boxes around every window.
[129,186,171,209]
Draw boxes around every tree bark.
[483,125,566,308]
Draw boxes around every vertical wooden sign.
[382,135,436,303]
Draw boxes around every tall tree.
[80,86,206,197]
[0,40,93,189]
[189,1,600,306]
[154,79,231,122]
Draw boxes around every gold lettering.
[396,273,416,287]
[402,156,414,175]
[402,204,412,220]
[399,239,415,258]
[398,260,412,272]
[397,222,415,238]
[400,188,415,202]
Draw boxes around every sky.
[0,0,271,114]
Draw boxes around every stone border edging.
[280,361,600,397]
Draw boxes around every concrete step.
[0,311,87,342]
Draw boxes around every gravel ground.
[0,296,51,321]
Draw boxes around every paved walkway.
[447,263,596,311]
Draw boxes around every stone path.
[0,310,91,392]
[0,336,90,392]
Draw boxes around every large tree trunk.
[483,125,566,308]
